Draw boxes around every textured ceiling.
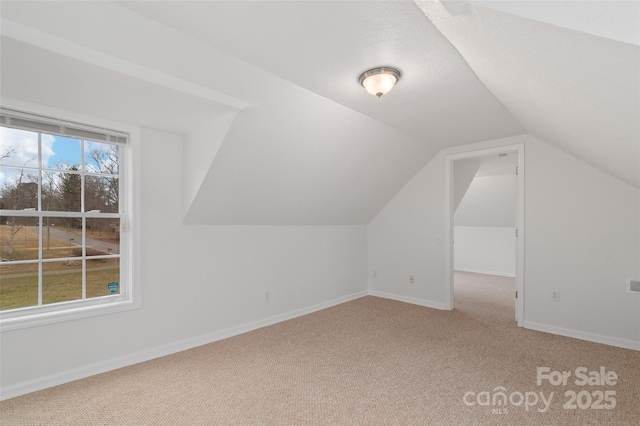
[116,0,524,148]
[471,0,640,46]
[0,1,638,226]
[417,1,640,189]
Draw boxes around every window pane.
[41,217,82,259]
[87,258,119,298]
[42,261,82,305]
[85,176,119,213]
[85,141,118,175]
[0,127,39,168]
[41,170,58,211]
[0,216,39,261]
[44,135,81,170]
[41,170,81,211]
[1,113,130,323]
[0,167,39,210]
[86,218,119,255]
[0,263,39,310]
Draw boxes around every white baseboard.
[368,289,448,311]
[0,290,368,401]
[6,291,635,401]
[454,267,515,278]
[524,321,640,351]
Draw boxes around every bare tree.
[86,145,119,212]
[1,150,37,256]
[4,169,35,255]
[42,170,60,250]
[1,147,16,160]
[87,145,118,175]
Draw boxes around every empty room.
[1,1,639,425]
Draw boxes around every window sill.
[0,297,141,332]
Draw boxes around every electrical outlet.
[264,291,269,301]
[409,275,415,284]
[373,270,378,279]
[551,290,559,302]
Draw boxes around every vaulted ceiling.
[1,1,638,225]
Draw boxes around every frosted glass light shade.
[358,67,401,98]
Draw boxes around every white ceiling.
[0,37,237,135]
[470,0,640,46]
[115,0,524,147]
[1,1,638,225]
[418,0,640,189]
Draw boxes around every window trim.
[0,98,141,332]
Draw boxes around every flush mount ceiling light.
[358,67,401,98]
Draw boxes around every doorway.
[444,144,525,326]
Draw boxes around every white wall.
[454,226,515,276]
[454,174,517,276]
[368,134,640,348]
[3,131,639,398]
[182,111,238,218]
[454,175,516,227]
[0,128,368,396]
[524,135,640,343]
[452,157,482,212]
[367,150,447,308]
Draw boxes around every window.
[0,107,139,330]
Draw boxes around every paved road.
[31,226,120,254]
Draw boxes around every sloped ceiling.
[1,1,638,226]
[418,0,640,189]
[471,0,640,46]
[115,0,524,147]
[0,37,238,135]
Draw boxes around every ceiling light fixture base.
[358,67,402,98]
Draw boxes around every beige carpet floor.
[1,271,639,425]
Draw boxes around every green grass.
[1,224,121,310]
[0,264,120,310]
[0,225,120,310]
[0,274,39,310]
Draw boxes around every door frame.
[444,143,525,326]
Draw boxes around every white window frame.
[0,98,141,331]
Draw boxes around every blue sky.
[47,136,82,169]
[1,128,116,186]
